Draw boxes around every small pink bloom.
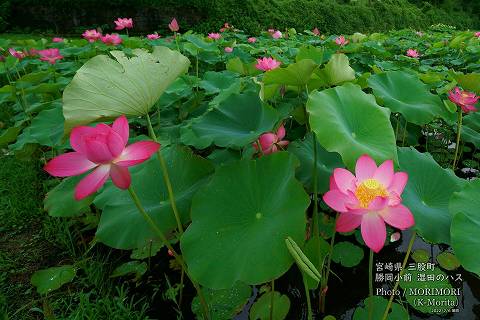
[82,29,102,43]
[167,249,174,257]
[313,27,320,36]
[475,32,480,38]
[323,154,414,253]
[52,37,64,43]
[101,34,123,46]
[255,57,281,72]
[247,37,257,43]
[44,115,160,200]
[224,47,233,53]
[335,36,349,46]
[272,30,282,39]
[267,29,275,34]
[208,33,221,40]
[147,33,160,40]
[27,48,38,57]
[169,18,179,32]
[253,124,289,155]
[38,48,63,64]
[406,49,420,58]
[8,48,25,59]
[114,18,133,30]
[448,87,479,113]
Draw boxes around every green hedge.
[1,0,479,34]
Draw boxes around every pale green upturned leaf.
[316,53,356,86]
[31,265,76,295]
[263,59,318,86]
[63,46,190,133]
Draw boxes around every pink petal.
[373,160,394,187]
[106,129,126,158]
[114,141,160,167]
[355,154,377,182]
[361,213,386,253]
[84,139,115,163]
[276,125,286,140]
[44,152,97,177]
[109,164,131,189]
[381,204,415,230]
[74,164,111,200]
[367,196,389,211]
[329,175,339,190]
[336,212,362,232]
[388,172,408,195]
[323,190,350,212]
[112,115,129,147]
[333,168,356,193]
[258,133,277,150]
[70,126,97,153]
[277,140,289,149]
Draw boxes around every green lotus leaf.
[181,152,310,289]
[44,175,94,217]
[307,83,397,170]
[455,72,480,93]
[263,59,318,86]
[63,46,190,133]
[436,252,460,271]
[331,241,364,268]
[249,291,290,320]
[462,112,480,148]
[353,296,408,320]
[412,249,430,263]
[31,265,76,295]
[110,261,147,280]
[296,45,324,64]
[316,53,355,86]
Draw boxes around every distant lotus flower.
[27,48,38,57]
[114,18,133,30]
[475,32,480,38]
[267,28,275,34]
[323,154,414,253]
[52,37,64,43]
[272,30,282,39]
[248,37,257,43]
[147,33,160,40]
[82,29,102,43]
[169,18,179,32]
[255,57,281,71]
[313,27,320,36]
[406,49,420,58]
[101,34,123,46]
[38,48,63,64]
[416,31,424,37]
[253,124,289,155]
[208,33,221,40]
[224,47,233,53]
[8,48,25,59]
[44,115,160,200]
[448,87,479,113]
[335,35,349,46]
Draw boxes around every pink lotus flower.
[475,32,480,38]
[335,36,349,46]
[101,34,122,46]
[147,33,160,40]
[255,57,281,72]
[448,87,479,113]
[169,18,179,32]
[52,37,64,43]
[8,48,25,59]
[406,49,420,58]
[253,124,289,155]
[114,18,133,30]
[208,33,221,40]
[267,29,275,34]
[272,30,282,39]
[247,37,257,43]
[82,29,102,43]
[313,27,320,36]
[44,115,160,200]
[38,48,63,64]
[27,48,38,57]
[323,154,414,253]
[224,47,233,53]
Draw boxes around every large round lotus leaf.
[249,291,291,320]
[31,265,76,295]
[450,179,480,276]
[94,146,214,249]
[307,83,397,170]
[462,112,480,148]
[181,152,310,289]
[331,241,364,268]
[316,53,356,86]
[263,59,318,86]
[455,72,480,93]
[368,71,450,125]
[398,147,465,245]
[44,175,94,217]
[353,296,408,320]
[180,92,279,149]
[63,46,190,133]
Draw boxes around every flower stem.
[303,275,313,320]
[270,280,275,320]
[381,231,417,320]
[452,110,463,170]
[368,249,374,320]
[320,213,338,313]
[174,32,181,52]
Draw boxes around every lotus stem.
[452,110,463,170]
[368,249,374,320]
[320,213,338,313]
[303,275,313,320]
[270,280,275,320]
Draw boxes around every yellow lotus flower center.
[355,178,388,208]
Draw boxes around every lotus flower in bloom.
[208,33,221,40]
[147,33,160,40]
[475,32,480,38]
[52,37,64,43]
[406,49,420,58]
[169,18,179,32]
[335,36,349,46]
[247,37,257,43]
[272,30,282,39]
[448,87,479,113]
[114,18,133,30]
[323,154,414,253]
[38,48,63,64]
[253,124,289,155]
[101,34,122,46]
[313,27,320,36]
[82,29,102,43]
[44,116,160,200]
[224,47,233,53]
[255,57,281,72]
[220,23,231,32]
[8,48,25,59]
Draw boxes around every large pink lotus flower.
[208,33,221,40]
[248,37,257,43]
[44,116,160,200]
[406,49,420,58]
[147,33,160,40]
[255,57,281,72]
[448,87,479,113]
[8,48,25,59]
[101,34,123,46]
[82,29,102,43]
[272,30,282,39]
[253,124,289,155]
[475,32,480,38]
[38,48,63,64]
[323,154,414,253]
[169,18,179,32]
[52,37,64,43]
[114,18,133,30]
[335,36,349,46]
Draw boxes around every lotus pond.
[1,23,480,320]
